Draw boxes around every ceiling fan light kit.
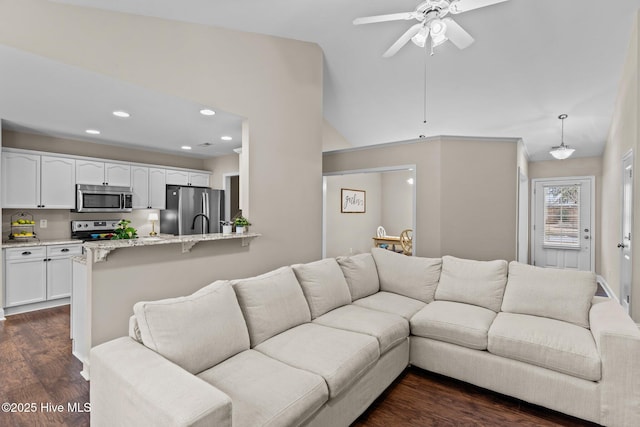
[550,114,576,160]
[354,0,509,57]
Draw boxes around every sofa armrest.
[589,300,640,426]
[90,337,232,427]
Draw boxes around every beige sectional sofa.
[90,248,640,427]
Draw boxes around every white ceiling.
[3,0,640,161]
[0,44,244,158]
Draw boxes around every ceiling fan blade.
[383,23,423,58]
[442,18,474,49]
[449,0,509,14]
[353,12,416,25]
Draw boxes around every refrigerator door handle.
[204,191,210,233]
[177,188,183,235]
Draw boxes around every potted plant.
[233,216,251,234]
[111,219,138,240]
[220,220,233,235]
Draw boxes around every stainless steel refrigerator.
[160,185,224,235]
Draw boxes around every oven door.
[76,185,133,212]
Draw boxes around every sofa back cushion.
[501,262,596,328]
[292,258,352,319]
[336,253,380,300]
[435,256,508,312]
[232,267,311,346]
[133,280,249,375]
[371,248,442,303]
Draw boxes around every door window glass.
[543,185,580,247]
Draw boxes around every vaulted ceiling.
[3,0,640,161]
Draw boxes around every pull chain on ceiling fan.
[353,0,510,57]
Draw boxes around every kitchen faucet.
[191,213,210,233]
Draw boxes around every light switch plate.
[40,219,47,228]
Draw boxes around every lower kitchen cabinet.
[3,244,83,313]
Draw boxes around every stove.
[71,220,121,242]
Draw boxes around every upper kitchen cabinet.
[2,152,75,209]
[77,160,131,186]
[131,166,166,209]
[166,168,210,187]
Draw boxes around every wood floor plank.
[0,306,599,426]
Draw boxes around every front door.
[532,177,594,271]
[620,152,633,314]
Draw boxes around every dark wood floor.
[0,306,89,427]
[0,307,598,427]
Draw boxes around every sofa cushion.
[198,350,328,427]
[336,253,380,300]
[353,291,426,320]
[371,248,442,303]
[488,312,601,381]
[232,267,311,347]
[411,301,497,350]
[435,256,508,312]
[255,323,379,398]
[133,280,249,375]
[313,305,409,354]
[292,258,352,319]
[501,262,596,328]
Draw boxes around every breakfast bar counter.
[83,232,261,263]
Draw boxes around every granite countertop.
[1,238,83,249]
[83,232,261,263]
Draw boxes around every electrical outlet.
[40,219,47,228]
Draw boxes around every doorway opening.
[223,173,241,222]
[620,150,633,314]
[322,166,416,259]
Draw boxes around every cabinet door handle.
[22,251,32,255]
[61,248,70,252]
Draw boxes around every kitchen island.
[72,232,261,379]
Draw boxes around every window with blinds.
[543,185,580,247]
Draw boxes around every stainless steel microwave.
[75,184,133,213]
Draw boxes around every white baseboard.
[0,307,5,321]
[596,275,618,302]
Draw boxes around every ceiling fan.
[353,0,510,57]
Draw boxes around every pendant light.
[549,114,575,160]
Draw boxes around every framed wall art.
[341,188,366,213]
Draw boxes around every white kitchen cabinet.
[131,166,150,209]
[132,166,166,209]
[46,244,83,300]
[76,160,105,185]
[77,160,131,186]
[165,169,189,186]
[189,172,210,187]
[2,152,41,208]
[3,247,47,307]
[149,168,166,209]
[105,162,131,186]
[2,152,75,209]
[3,244,82,312]
[166,168,210,187]
[40,156,76,209]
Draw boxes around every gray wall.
[324,137,519,261]
[601,11,640,321]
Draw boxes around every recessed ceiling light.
[85,129,100,135]
[200,109,216,116]
[181,145,192,150]
[112,110,130,118]
[221,136,233,141]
